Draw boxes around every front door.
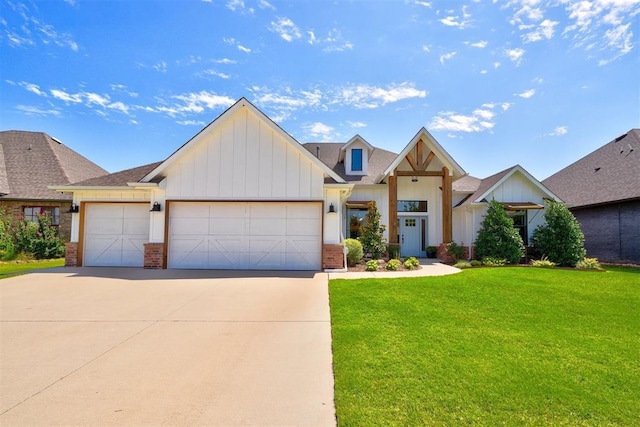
[399,216,426,257]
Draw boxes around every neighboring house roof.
[543,129,640,208]
[0,130,108,200]
[141,97,346,185]
[68,162,163,188]
[302,142,397,185]
[456,164,559,208]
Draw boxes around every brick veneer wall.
[64,242,78,267]
[323,244,344,270]
[0,200,72,242]
[144,243,165,269]
[437,243,471,264]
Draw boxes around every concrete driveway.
[0,268,335,426]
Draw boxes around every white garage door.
[168,202,322,270]
[83,203,150,267]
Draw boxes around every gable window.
[352,149,363,171]
[397,200,428,212]
[23,206,60,226]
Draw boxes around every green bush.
[446,242,465,262]
[344,238,363,266]
[454,260,472,269]
[475,200,525,264]
[576,257,602,270]
[387,243,400,260]
[403,256,420,269]
[14,213,64,260]
[359,201,387,259]
[532,200,586,267]
[365,260,379,271]
[482,257,507,267]
[530,257,557,268]
[386,259,401,271]
[0,210,16,260]
[470,260,482,267]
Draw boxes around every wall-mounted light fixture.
[411,176,419,183]
[327,203,337,214]
[68,203,79,213]
[150,202,161,212]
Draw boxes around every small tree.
[359,201,387,259]
[532,200,586,267]
[475,199,525,264]
[0,210,16,260]
[14,213,64,259]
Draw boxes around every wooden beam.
[388,173,398,244]
[442,166,452,243]
[396,170,444,177]
[405,152,419,172]
[416,139,423,167]
[420,151,436,171]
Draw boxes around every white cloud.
[522,19,559,42]
[270,17,302,42]
[501,102,512,111]
[226,0,253,13]
[438,5,471,28]
[415,1,432,7]
[340,82,427,109]
[200,69,231,79]
[422,44,431,52]
[171,91,235,114]
[237,44,251,53]
[505,48,526,65]
[20,82,46,96]
[258,0,276,10]
[429,102,508,133]
[548,126,568,136]
[51,89,82,103]
[313,28,354,52]
[305,122,335,140]
[323,41,354,52]
[85,92,110,107]
[177,120,206,126]
[3,2,78,51]
[517,89,536,98]
[15,105,61,116]
[440,51,457,64]
[215,58,237,64]
[466,40,488,48]
[493,61,501,69]
[153,61,168,73]
[348,121,367,129]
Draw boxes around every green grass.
[330,267,640,426]
[0,258,64,279]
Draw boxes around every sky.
[1,0,639,181]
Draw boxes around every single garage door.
[83,203,150,267]
[168,202,322,270]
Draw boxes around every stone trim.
[144,243,165,269]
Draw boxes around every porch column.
[442,166,452,243]
[388,172,398,244]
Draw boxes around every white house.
[52,97,560,270]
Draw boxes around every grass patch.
[330,267,640,426]
[0,258,64,279]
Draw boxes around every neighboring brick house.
[543,129,640,264]
[0,130,108,241]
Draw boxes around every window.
[397,200,428,212]
[508,210,527,245]
[404,218,416,227]
[347,207,368,239]
[23,206,60,226]
[352,148,363,171]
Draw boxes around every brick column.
[323,244,344,270]
[64,242,78,267]
[144,243,165,269]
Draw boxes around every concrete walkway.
[328,258,461,279]
[0,268,335,426]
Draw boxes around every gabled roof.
[452,175,482,192]
[338,134,375,162]
[456,165,560,207]
[379,128,466,183]
[54,162,163,189]
[141,97,345,184]
[543,129,640,208]
[302,142,397,185]
[0,130,108,200]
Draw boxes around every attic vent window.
[352,148,363,171]
[614,134,627,143]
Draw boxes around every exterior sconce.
[150,202,161,212]
[327,203,337,214]
[411,176,418,183]
[68,203,79,213]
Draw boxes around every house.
[543,129,640,264]
[0,130,108,241]
[52,97,558,270]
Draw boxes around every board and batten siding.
[164,108,324,200]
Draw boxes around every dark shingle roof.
[302,142,397,184]
[543,129,640,208]
[456,166,518,207]
[71,162,163,187]
[0,130,108,200]
[452,175,481,192]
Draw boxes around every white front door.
[399,216,426,257]
[168,202,322,270]
[83,203,150,267]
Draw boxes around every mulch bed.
[347,259,422,272]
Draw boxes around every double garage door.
[82,201,322,270]
[168,202,322,270]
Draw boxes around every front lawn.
[330,267,640,426]
[0,258,64,279]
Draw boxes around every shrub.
[386,259,401,271]
[470,260,482,267]
[446,242,465,262]
[0,210,16,260]
[387,243,400,260]
[530,257,557,268]
[403,256,420,269]
[532,200,586,267]
[426,246,438,258]
[475,200,525,264]
[344,238,363,266]
[576,257,602,270]
[14,213,64,260]
[454,260,472,269]
[482,257,507,267]
[359,201,387,260]
[365,260,379,271]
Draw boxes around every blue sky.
[1,0,639,180]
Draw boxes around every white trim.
[49,185,135,191]
[473,165,561,204]
[339,134,375,162]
